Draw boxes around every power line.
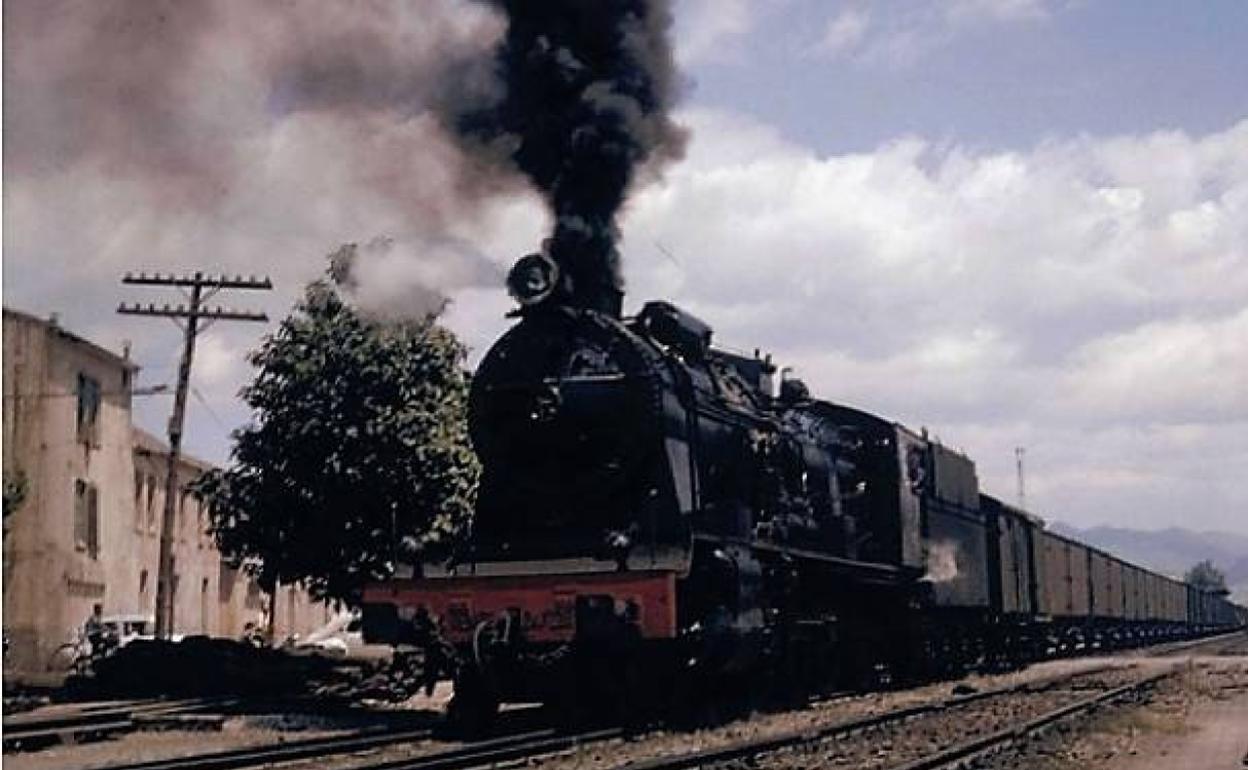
[190,385,230,433]
[118,271,271,640]
[2,384,171,400]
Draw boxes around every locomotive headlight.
[506,252,560,307]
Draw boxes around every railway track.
[21,632,1237,770]
[2,697,233,751]
[877,672,1169,770]
[605,665,1169,770]
[77,724,437,770]
[90,726,625,770]
[351,728,623,770]
[1141,629,1248,657]
[63,670,1123,770]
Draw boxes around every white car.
[99,614,158,647]
[294,612,364,657]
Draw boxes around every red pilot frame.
[363,570,678,644]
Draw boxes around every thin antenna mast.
[1015,446,1026,510]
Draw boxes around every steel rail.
[1141,629,1247,657]
[83,725,439,770]
[3,698,231,748]
[4,697,222,730]
[347,727,623,770]
[615,664,1137,770]
[86,724,621,770]
[887,668,1174,770]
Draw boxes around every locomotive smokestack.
[456,0,686,316]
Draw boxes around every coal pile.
[313,651,427,703]
[1,692,50,715]
[67,636,356,699]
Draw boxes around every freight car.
[361,253,1245,728]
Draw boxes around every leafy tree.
[3,469,28,539]
[1185,559,1229,595]
[194,265,479,601]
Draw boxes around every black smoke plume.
[457,0,687,312]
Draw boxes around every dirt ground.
[495,657,1158,770]
[2,713,352,770]
[5,644,1241,770]
[987,655,1248,770]
[1097,657,1248,770]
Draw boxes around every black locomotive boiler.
[361,252,1246,726]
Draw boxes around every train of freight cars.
[361,251,1246,728]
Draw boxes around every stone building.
[3,308,331,673]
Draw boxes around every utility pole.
[119,272,271,639]
[1015,446,1026,510]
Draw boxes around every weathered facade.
[3,309,330,673]
[131,428,334,643]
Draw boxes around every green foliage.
[3,469,29,525]
[1185,559,1228,594]
[194,273,479,601]
[3,464,28,514]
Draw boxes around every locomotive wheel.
[547,648,658,729]
[445,671,499,737]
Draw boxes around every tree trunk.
[267,583,278,644]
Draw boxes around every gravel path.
[971,657,1248,770]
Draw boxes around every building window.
[139,569,149,597]
[244,577,264,610]
[146,474,158,532]
[179,491,190,540]
[134,470,144,530]
[219,561,237,602]
[74,479,99,558]
[76,374,101,445]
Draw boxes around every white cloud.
[945,0,1056,25]
[813,0,1072,67]
[193,333,247,391]
[1059,309,1248,424]
[814,7,871,57]
[674,0,754,65]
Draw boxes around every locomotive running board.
[694,534,911,586]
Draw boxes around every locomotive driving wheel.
[445,667,499,736]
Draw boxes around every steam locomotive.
[361,252,1246,726]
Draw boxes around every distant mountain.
[1049,523,1248,603]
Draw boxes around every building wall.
[132,430,234,638]
[272,582,336,643]
[3,310,331,673]
[131,430,333,641]
[4,310,138,670]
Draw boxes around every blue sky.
[679,0,1248,153]
[5,0,1247,535]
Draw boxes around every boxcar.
[1035,531,1091,618]
[1147,572,1163,622]
[1169,577,1188,623]
[1089,550,1113,620]
[981,495,1037,617]
[1113,561,1133,621]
